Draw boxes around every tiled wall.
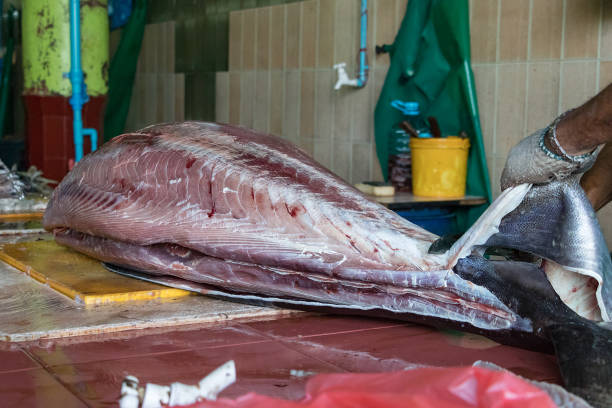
[216,0,408,183]
[469,0,612,243]
[113,22,187,131]
[216,0,612,245]
[122,0,305,130]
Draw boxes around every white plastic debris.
[119,375,141,408]
[119,360,237,408]
[197,360,237,400]
[141,383,171,408]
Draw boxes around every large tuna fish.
[43,122,611,407]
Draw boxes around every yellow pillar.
[22,0,109,96]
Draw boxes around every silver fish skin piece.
[43,122,535,334]
[484,176,611,322]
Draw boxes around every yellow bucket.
[411,136,470,197]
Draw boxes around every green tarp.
[374,0,491,232]
[103,0,147,142]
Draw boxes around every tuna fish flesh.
[42,122,611,326]
[42,122,612,405]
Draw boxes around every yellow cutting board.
[0,212,45,220]
[0,240,190,305]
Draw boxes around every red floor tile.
[0,349,40,373]
[14,316,564,407]
[0,368,87,407]
[242,314,405,339]
[27,323,270,368]
[46,339,344,407]
[269,322,562,383]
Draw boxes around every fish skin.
[455,255,612,408]
[55,228,526,332]
[43,121,531,334]
[483,177,611,322]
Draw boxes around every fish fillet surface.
[43,121,610,334]
[43,122,534,333]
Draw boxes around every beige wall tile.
[300,71,315,138]
[136,75,147,127]
[332,141,352,181]
[175,74,185,122]
[125,76,139,131]
[318,0,335,68]
[560,61,598,111]
[155,75,165,121]
[370,144,384,182]
[564,0,601,59]
[486,155,496,197]
[240,71,256,128]
[352,143,371,184]
[376,0,397,46]
[256,8,271,70]
[253,71,270,132]
[136,30,145,73]
[298,137,315,156]
[599,61,612,90]
[530,0,563,60]
[215,72,229,123]
[495,64,527,157]
[157,24,169,73]
[242,9,257,71]
[159,74,175,122]
[489,155,507,198]
[472,64,497,158]
[283,70,301,142]
[375,0,397,66]
[396,0,408,33]
[302,1,317,68]
[313,138,332,169]
[526,62,560,134]
[373,64,389,103]
[597,204,612,248]
[315,70,335,139]
[601,1,612,60]
[143,25,158,73]
[143,74,157,126]
[167,22,176,73]
[229,72,241,125]
[269,71,284,136]
[351,86,372,142]
[334,88,352,141]
[270,6,286,70]
[335,0,356,67]
[286,3,302,69]
[229,12,243,71]
[470,0,499,63]
[499,0,529,61]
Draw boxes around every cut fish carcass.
[42,122,611,335]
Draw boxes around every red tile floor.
[0,314,561,407]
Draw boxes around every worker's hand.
[500,128,599,190]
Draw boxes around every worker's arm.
[501,84,612,190]
[580,143,612,211]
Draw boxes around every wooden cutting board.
[0,240,191,305]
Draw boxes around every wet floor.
[0,314,561,407]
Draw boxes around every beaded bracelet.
[539,110,593,163]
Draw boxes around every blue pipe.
[357,0,368,87]
[68,0,98,163]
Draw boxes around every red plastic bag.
[182,366,557,408]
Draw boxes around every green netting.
[374,0,491,232]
